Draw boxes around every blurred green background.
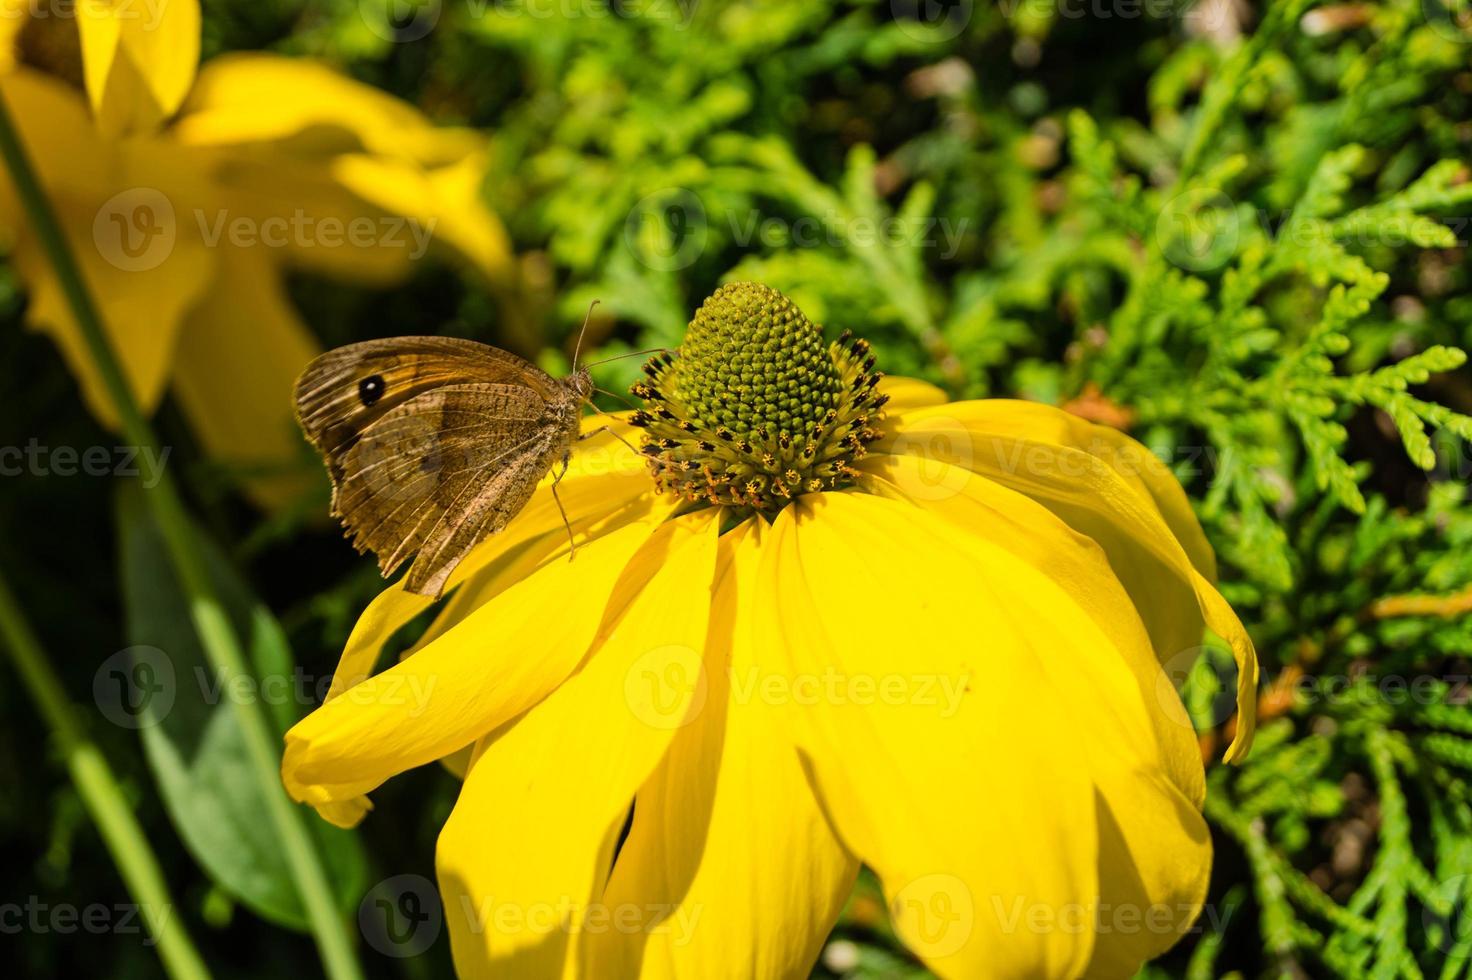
[4,0,1472,977]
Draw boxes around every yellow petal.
[880,400,1258,762]
[331,152,515,288]
[436,512,720,978]
[1084,767,1211,977]
[315,427,657,710]
[876,374,948,413]
[172,54,512,284]
[283,511,670,826]
[175,53,482,163]
[585,519,860,978]
[81,0,200,136]
[759,492,1110,978]
[0,70,113,202]
[169,247,320,511]
[857,453,1205,809]
[857,456,1212,970]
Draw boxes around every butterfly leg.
[578,425,643,459]
[552,452,577,560]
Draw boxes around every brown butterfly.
[295,336,598,598]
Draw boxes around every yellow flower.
[0,0,515,508]
[282,283,1258,978]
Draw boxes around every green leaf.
[116,485,368,931]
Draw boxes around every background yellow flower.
[0,0,516,509]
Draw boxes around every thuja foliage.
[215,0,1472,976]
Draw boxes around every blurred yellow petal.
[758,492,1107,979]
[0,2,26,71]
[332,152,514,286]
[10,199,213,427]
[192,161,436,284]
[175,53,482,163]
[881,401,1258,762]
[81,0,199,136]
[587,520,859,978]
[0,69,113,210]
[282,513,668,826]
[169,248,319,511]
[172,54,512,286]
[437,513,719,978]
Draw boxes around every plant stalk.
[0,567,211,980]
[0,92,363,980]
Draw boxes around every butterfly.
[295,336,598,598]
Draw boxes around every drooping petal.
[436,512,720,978]
[313,421,658,709]
[282,509,672,827]
[856,453,1205,808]
[857,457,1212,970]
[585,519,860,978]
[758,492,1109,979]
[879,400,1258,762]
[169,247,320,511]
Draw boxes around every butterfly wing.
[295,338,573,596]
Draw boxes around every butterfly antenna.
[571,300,599,371]
[593,386,642,412]
[583,347,675,369]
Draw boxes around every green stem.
[0,94,364,980]
[0,568,210,980]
